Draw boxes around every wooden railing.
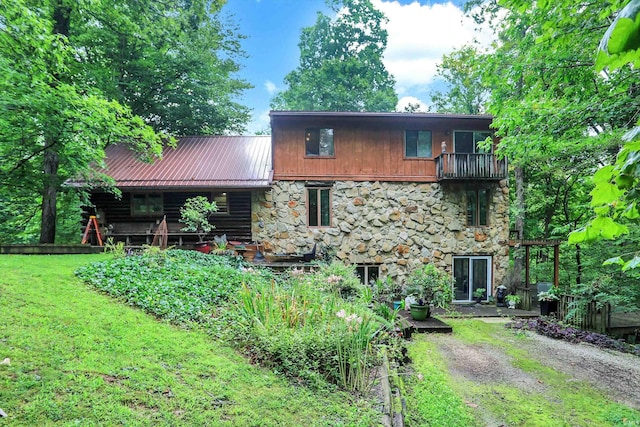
[515,286,532,310]
[435,153,508,181]
[557,294,611,334]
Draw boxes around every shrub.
[506,317,640,356]
[404,264,453,307]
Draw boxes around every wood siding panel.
[272,115,494,182]
[89,190,253,242]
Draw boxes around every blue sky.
[222,0,493,133]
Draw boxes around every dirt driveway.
[425,319,640,424]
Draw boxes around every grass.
[404,337,478,427]
[408,318,640,427]
[0,254,380,426]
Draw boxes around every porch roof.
[100,135,272,189]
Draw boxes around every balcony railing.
[435,153,507,181]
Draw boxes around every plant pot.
[393,300,403,311]
[507,300,517,309]
[409,303,430,321]
[540,300,558,316]
[194,242,210,254]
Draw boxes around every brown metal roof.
[101,135,272,189]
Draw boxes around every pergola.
[508,239,561,288]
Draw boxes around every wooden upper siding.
[270,112,495,182]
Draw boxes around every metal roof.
[101,135,272,189]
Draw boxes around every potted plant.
[404,264,453,321]
[505,294,521,309]
[179,196,217,253]
[537,290,559,315]
[473,288,486,304]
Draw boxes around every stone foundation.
[252,180,509,288]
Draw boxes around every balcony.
[435,153,508,181]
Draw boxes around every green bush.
[76,250,262,324]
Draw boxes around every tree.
[569,0,640,272]
[0,0,250,243]
[429,45,489,114]
[271,0,397,112]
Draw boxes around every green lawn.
[0,255,379,426]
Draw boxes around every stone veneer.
[252,180,510,290]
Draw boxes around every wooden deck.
[398,304,541,335]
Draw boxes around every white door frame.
[452,255,492,302]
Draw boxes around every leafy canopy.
[271,0,398,111]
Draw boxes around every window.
[212,192,228,214]
[305,128,334,156]
[454,131,492,154]
[307,187,331,227]
[405,130,432,158]
[466,188,489,226]
[131,193,163,216]
[356,265,380,285]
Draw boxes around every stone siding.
[252,180,509,289]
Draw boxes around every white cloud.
[373,0,495,94]
[264,80,278,95]
[246,108,271,135]
[396,96,429,112]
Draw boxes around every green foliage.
[76,250,251,324]
[568,275,640,318]
[372,276,403,303]
[179,196,218,242]
[271,0,397,111]
[404,264,453,308]
[235,265,390,392]
[430,45,489,114]
[309,261,366,301]
[597,0,640,71]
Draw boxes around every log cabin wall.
[271,114,494,182]
[88,190,253,242]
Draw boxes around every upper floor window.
[405,130,432,158]
[307,187,331,227]
[131,193,163,216]
[454,131,492,154]
[466,188,489,226]
[305,128,334,156]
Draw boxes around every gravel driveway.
[426,321,640,419]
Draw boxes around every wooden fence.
[557,294,611,334]
[515,287,532,311]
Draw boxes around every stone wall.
[252,180,510,289]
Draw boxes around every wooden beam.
[554,244,559,288]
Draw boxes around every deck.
[398,304,540,335]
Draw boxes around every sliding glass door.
[453,256,492,301]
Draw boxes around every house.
[88,135,272,245]
[90,111,509,302]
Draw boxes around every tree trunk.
[38,2,71,244]
[39,147,59,243]
[514,166,526,271]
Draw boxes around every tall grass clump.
[234,262,389,392]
